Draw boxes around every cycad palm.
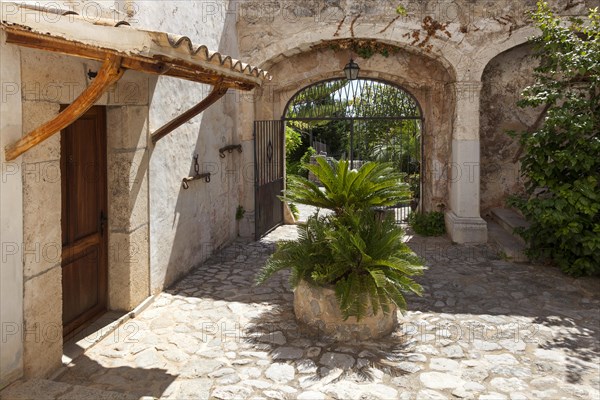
[257,158,423,321]
[284,157,410,216]
[256,211,424,320]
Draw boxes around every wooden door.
[61,106,108,337]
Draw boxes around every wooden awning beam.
[4,29,261,91]
[4,55,124,161]
[151,82,228,144]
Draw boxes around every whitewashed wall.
[0,0,247,386]
[130,1,244,292]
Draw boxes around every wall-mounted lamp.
[343,58,360,81]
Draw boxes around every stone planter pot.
[294,280,398,341]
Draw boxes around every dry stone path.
[5,225,598,400]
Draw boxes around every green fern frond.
[284,157,409,215]
[369,269,387,287]
[365,277,381,316]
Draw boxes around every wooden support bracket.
[4,55,124,161]
[151,82,228,144]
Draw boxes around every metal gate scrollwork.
[283,78,423,222]
[254,120,284,239]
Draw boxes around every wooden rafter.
[4,55,124,161]
[4,29,262,91]
[151,82,229,144]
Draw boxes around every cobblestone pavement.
[6,225,599,400]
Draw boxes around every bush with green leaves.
[300,146,317,164]
[257,158,423,320]
[257,210,423,320]
[285,126,304,177]
[508,2,600,276]
[408,211,446,237]
[287,147,316,177]
[285,126,302,157]
[285,157,411,217]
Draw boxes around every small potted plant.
[256,157,424,341]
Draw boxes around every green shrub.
[258,159,423,320]
[509,2,600,276]
[407,173,420,199]
[285,126,302,157]
[287,147,317,178]
[408,211,446,236]
[299,147,317,169]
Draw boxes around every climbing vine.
[402,16,451,52]
[327,3,453,57]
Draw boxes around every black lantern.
[343,58,360,80]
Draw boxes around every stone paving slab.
[5,225,599,400]
[0,379,139,400]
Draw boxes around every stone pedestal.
[445,211,488,244]
[294,280,397,341]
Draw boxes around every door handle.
[100,211,108,236]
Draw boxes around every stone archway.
[479,42,538,212]
[234,4,585,243]
[250,42,456,215]
[283,77,424,220]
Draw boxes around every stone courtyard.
[2,225,599,400]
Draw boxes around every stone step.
[0,379,140,400]
[490,207,530,244]
[487,220,529,263]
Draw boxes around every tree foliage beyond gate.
[510,2,600,276]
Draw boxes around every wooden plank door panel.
[62,248,100,325]
[71,117,101,241]
[61,106,108,336]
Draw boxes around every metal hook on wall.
[182,154,211,189]
[219,144,243,158]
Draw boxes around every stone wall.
[19,100,63,379]
[106,105,151,311]
[12,44,153,379]
[480,43,539,212]
[0,0,254,383]
[236,0,593,242]
[236,0,594,75]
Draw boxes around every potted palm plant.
[256,157,424,341]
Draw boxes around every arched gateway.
[285,78,423,219]
[253,78,424,238]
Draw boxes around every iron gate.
[254,120,285,239]
[283,78,423,222]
